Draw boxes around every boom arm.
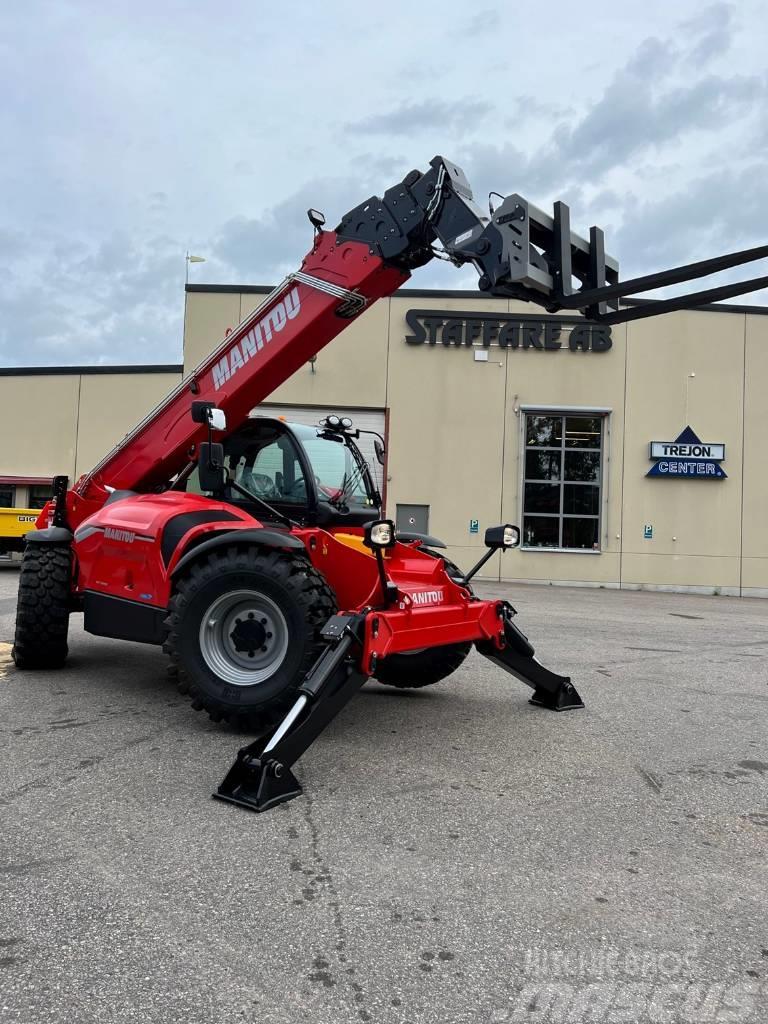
[70,155,767,523]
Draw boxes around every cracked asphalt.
[1,562,767,1023]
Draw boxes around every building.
[1,284,766,597]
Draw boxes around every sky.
[1,0,766,367]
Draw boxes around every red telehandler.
[14,156,768,812]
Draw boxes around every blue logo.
[647,426,726,479]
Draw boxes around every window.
[186,432,311,505]
[0,486,14,508]
[28,484,53,510]
[522,413,604,550]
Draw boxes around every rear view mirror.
[209,408,227,431]
[191,401,226,431]
[198,442,226,493]
[374,439,385,465]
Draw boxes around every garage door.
[256,403,386,492]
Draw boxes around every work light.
[484,524,521,550]
[340,416,353,429]
[364,519,397,549]
[325,414,341,429]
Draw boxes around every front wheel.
[372,642,472,690]
[164,547,336,730]
[13,543,72,669]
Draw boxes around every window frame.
[518,407,608,554]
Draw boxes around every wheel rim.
[199,590,290,686]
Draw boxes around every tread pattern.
[373,641,472,689]
[12,544,71,669]
[164,546,336,730]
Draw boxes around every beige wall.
[620,311,746,593]
[0,375,80,480]
[183,286,768,595]
[0,370,181,487]
[385,296,509,572]
[741,314,768,593]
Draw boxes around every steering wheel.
[246,472,280,499]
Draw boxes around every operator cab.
[184,415,382,528]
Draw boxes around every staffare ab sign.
[647,426,726,479]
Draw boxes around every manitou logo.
[104,527,136,543]
[212,287,301,391]
[411,590,443,606]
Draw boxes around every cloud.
[461,8,501,35]
[1,0,766,368]
[346,98,492,137]
[680,2,734,65]
[615,162,768,271]
[211,176,366,282]
[0,232,185,367]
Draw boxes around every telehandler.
[14,156,768,812]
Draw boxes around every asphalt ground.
[0,562,767,1024]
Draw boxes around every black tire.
[372,642,472,690]
[12,544,71,669]
[164,546,336,730]
[373,552,472,690]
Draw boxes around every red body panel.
[73,493,257,609]
[73,493,507,666]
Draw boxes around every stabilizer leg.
[476,604,584,712]
[214,614,368,813]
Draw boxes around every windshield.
[291,424,376,509]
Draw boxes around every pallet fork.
[215,603,582,813]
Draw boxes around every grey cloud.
[212,177,362,281]
[346,98,492,137]
[466,18,764,202]
[2,0,766,368]
[615,162,768,272]
[680,3,734,65]
[0,233,185,367]
[461,8,501,35]
[555,73,762,179]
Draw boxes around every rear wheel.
[164,547,336,730]
[12,544,71,669]
[373,553,472,690]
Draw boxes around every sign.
[647,426,726,479]
[644,524,653,539]
[469,519,479,534]
[405,310,612,353]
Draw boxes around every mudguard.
[171,527,305,577]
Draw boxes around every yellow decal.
[0,642,13,678]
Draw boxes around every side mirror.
[191,401,226,431]
[191,401,214,423]
[198,442,226,493]
[374,439,386,466]
[209,408,226,431]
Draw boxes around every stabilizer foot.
[529,680,584,712]
[214,752,302,813]
[476,602,584,712]
[214,613,369,814]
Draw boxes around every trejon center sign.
[647,426,727,479]
[405,309,612,352]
